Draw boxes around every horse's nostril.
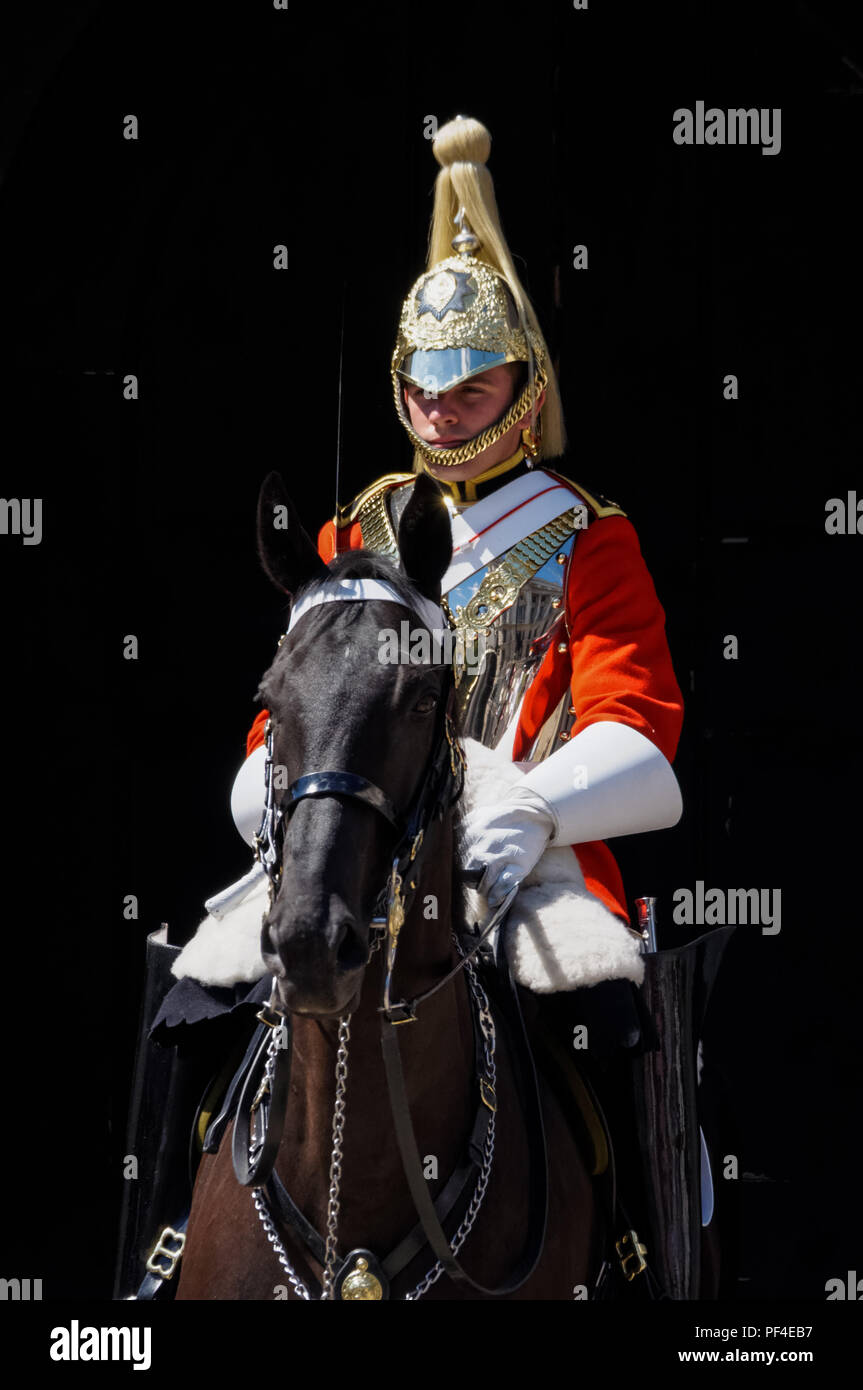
[261,920,281,962]
[335,921,367,973]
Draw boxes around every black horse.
[175,473,600,1300]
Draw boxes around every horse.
[174,471,601,1300]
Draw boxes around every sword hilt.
[634,896,658,953]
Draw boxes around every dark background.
[0,0,860,1304]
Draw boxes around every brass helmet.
[391,116,565,470]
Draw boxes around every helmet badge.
[416,268,476,321]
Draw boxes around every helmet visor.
[397,346,515,396]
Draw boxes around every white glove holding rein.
[460,721,683,906]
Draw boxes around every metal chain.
[404,945,497,1300]
[251,1188,312,1300]
[250,1011,353,1302]
[320,1015,352,1299]
[250,933,496,1301]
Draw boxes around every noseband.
[255,686,465,968]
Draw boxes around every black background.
[0,0,860,1310]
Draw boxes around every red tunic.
[245,481,683,925]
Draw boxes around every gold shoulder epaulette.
[333,472,415,529]
[333,472,415,558]
[545,469,627,520]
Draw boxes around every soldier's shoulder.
[544,467,628,521]
[333,472,415,530]
[331,472,415,556]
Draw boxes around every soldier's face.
[403,363,528,480]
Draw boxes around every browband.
[287,579,447,638]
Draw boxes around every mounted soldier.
[116,115,732,1301]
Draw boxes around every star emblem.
[416,270,476,321]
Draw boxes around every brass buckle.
[256,1006,285,1028]
[257,978,287,1028]
[146,1226,187,1281]
[384,1001,418,1025]
[615,1229,648,1281]
[479,1077,497,1113]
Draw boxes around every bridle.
[231,578,548,1299]
[254,661,468,1023]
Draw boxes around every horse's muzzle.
[261,907,369,1016]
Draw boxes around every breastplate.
[385,480,583,758]
[444,522,579,759]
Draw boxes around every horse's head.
[254,471,455,1018]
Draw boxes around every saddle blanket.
[172,737,645,994]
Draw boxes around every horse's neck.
[278,818,476,1249]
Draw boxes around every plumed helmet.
[391,116,564,470]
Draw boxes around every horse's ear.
[396,473,453,602]
[256,471,329,595]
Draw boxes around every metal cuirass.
[444,531,578,757]
[385,481,588,760]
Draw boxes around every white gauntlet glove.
[462,790,555,907]
[462,722,682,905]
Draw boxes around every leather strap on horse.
[380,948,549,1296]
[261,1096,493,1291]
[231,1013,293,1188]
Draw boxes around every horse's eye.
[414,694,437,715]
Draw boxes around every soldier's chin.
[277,974,363,1019]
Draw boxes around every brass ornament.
[397,255,528,364]
[382,863,407,1018]
[521,423,541,462]
[340,1256,383,1301]
[391,242,548,469]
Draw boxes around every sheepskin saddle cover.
[173,736,644,993]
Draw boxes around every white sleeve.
[515,721,683,846]
[230,744,267,847]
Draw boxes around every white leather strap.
[287,578,447,637]
[442,470,582,593]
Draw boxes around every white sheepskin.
[461,739,644,992]
[172,737,644,992]
[171,861,270,988]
